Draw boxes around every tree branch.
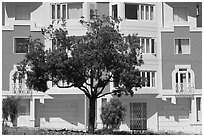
[78,86,91,98]
[97,90,117,98]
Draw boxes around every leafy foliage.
[100,98,126,131]
[17,15,144,133]
[2,96,21,126]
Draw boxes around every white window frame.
[172,65,195,92]
[140,71,156,88]
[174,38,190,55]
[51,3,83,20]
[124,3,154,21]
[139,37,156,55]
[9,65,29,94]
[13,37,30,54]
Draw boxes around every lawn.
[2,126,201,135]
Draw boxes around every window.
[175,38,190,54]
[173,7,188,21]
[125,3,154,21]
[15,5,30,20]
[140,71,156,88]
[14,38,30,53]
[125,4,139,20]
[57,5,60,19]
[101,98,107,107]
[11,66,28,94]
[90,4,95,19]
[196,97,201,122]
[67,3,83,19]
[145,6,149,20]
[62,5,66,19]
[112,5,118,18]
[141,5,144,20]
[150,6,154,20]
[51,3,83,20]
[172,65,195,94]
[140,37,156,54]
[52,5,55,19]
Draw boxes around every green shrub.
[2,96,21,126]
[100,98,126,131]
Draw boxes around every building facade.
[2,2,202,133]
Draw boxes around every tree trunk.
[88,97,96,134]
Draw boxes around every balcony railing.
[175,83,194,94]
[12,83,32,97]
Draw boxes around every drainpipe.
[162,2,164,27]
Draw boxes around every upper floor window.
[172,65,195,93]
[125,3,154,21]
[140,71,156,88]
[173,7,188,21]
[14,38,30,54]
[140,37,156,54]
[175,38,190,54]
[112,4,118,18]
[10,65,30,94]
[51,3,83,20]
[15,5,30,20]
[90,4,95,19]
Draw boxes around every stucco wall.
[119,95,158,131]
[161,26,202,90]
[2,25,44,91]
[35,94,86,130]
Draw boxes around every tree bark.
[88,97,96,134]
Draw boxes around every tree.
[2,96,21,126]
[100,98,126,131]
[18,15,144,133]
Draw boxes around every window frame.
[139,37,156,55]
[13,37,30,54]
[51,3,83,20]
[124,3,154,21]
[172,65,195,93]
[174,38,191,55]
[140,71,156,88]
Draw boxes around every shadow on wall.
[35,94,85,128]
[5,2,43,18]
[158,97,191,123]
[165,2,202,27]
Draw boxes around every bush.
[100,98,126,131]
[2,96,21,126]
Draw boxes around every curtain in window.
[52,5,55,19]
[150,6,154,20]
[181,39,189,54]
[145,6,149,20]
[141,38,145,53]
[67,3,82,19]
[146,39,150,53]
[141,5,144,20]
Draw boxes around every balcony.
[175,83,194,96]
[12,83,32,98]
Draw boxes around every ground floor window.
[196,97,201,122]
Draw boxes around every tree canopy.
[18,15,144,133]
